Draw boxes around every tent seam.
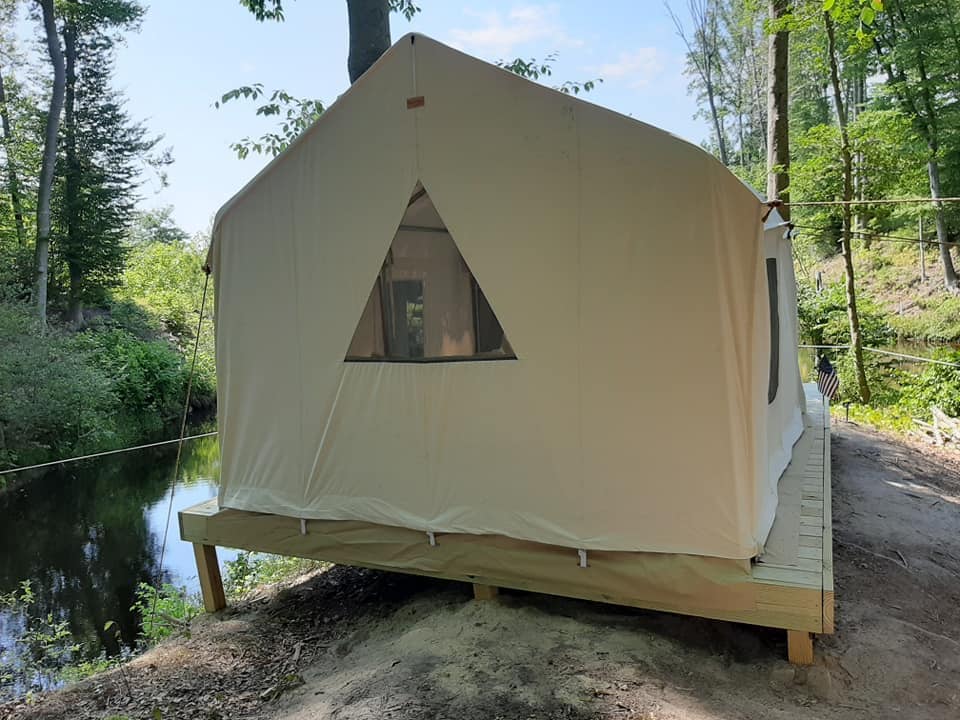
[574,104,585,533]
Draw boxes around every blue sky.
[105,1,705,235]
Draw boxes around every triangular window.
[346,184,515,361]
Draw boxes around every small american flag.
[817,356,840,401]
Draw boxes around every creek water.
[0,432,237,698]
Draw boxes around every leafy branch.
[239,0,421,22]
[214,84,324,159]
[496,54,602,95]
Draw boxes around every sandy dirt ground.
[2,421,959,720]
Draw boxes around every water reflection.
[0,432,232,697]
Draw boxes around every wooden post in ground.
[193,543,226,612]
[472,583,498,601]
[787,630,814,665]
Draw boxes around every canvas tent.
[208,34,805,562]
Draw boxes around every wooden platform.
[180,385,832,664]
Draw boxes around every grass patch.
[224,552,329,600]
[890,296,960,343]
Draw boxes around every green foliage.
[116,238,208,337]
[0,579,35,609]
[239,0,421,23]
[497,54,602,95]
[113,232,216,410]
[890,296,960,343]
[215,84,324,159]
[791,109,926,257]
[75,329,187,434]
[831,350,960,431]
[224,552,327,599]
[227,0,422,157]
[51,0,165,317]
[126,206,189,247]
[57,654,114,683]
[823,0,884,44]
[0,301,120,470]
[0,297,213,472]
[130,583,201,644]
[0,580,82,694]
[898,350,960,417]
[797,280,894,347]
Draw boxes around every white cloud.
[593,48,664,89]
[449,4,582,58]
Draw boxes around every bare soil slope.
[3,422,959,720]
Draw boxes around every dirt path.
[3,422,959,720]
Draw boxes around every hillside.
[805,236,960,345]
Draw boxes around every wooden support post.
[472,583,498,601]
[193,543,226,613]
[787,630,814,665]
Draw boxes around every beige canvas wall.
[210,35,804,560]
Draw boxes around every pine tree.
[52,0,153,323]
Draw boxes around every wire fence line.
[774,197,960,208]
[0,431,218,477]
[791,223,959,248]
[2,344,959,478]
[799,344,960,368]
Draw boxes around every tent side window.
[766,258,780,404]
[345,185,515,362]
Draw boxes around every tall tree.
[824,3,870,402]
[62,12,79,322]
[56,0,150,324]
[873,0,960,292]
[35,0,66,327]
[0,63,26,246]
[767,0,790,217]
[669,0,730,165]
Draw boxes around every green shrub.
[130,583,202,644]
[797,281,895,348]
[224,552,327,600]
[0,302,121,470]
[0,580,82,693]
[898,349,960,417]
[0,299,214,473]
[832,348,901,406]
[890,296,960,343]
[116,241,208,338]
[76,329,186,435]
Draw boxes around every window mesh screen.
[346,186,514,362]
[766,258,780,404]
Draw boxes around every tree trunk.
[0,64,27,247]
[766,0,789,219]
[705,80,729,166]
[35,0,66,329]
[825,12,870,403]
[895,2,960,292]
[926,157,960,292]
[852,70,867,243]
[346,0,391,83]
[63,19,83,326]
